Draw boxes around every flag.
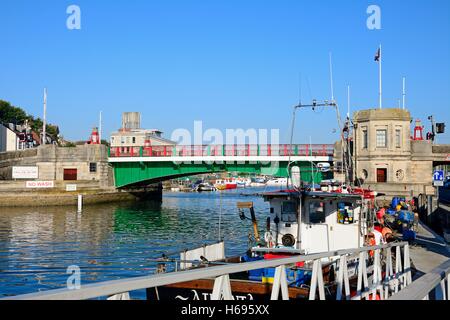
[374,47,381,62]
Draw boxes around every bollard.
[77,194,83,213]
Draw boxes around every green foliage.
[63,142,77,148]
[0,99,61,142]
[0,100,28,124]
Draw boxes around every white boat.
[266,177,288,186]
[234,178,251,188]
[195,182,216,192]
[151,188,377,301]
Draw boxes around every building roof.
[354,108,411,122]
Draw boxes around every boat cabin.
[262,191,365,255]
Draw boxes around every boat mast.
[287,73,302,190]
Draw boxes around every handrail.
[3,242,409,301]
[389,258,450,300]
[108,144,335,158]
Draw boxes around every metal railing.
[108,144,335,158]
[389,258,450,300]
[2,242,412,301]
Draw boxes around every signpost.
[13,167,39,179]
[433,170,444,187]
[26,181,54,189]
[66,184,77,192]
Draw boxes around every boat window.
[337,202,355,225]
[309,202,326,224]
[281,201,297,222]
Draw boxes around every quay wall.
[0,190,138,207]
[0,145,163,207]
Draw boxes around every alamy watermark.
[66,265,81,290]
[367,5,381,30]
[66,5,81,30]
[167,121,282,174]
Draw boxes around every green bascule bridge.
[108,144,335,188]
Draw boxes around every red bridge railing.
[109,144,334,158]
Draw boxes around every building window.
[376,130,387,148]
[362,129,368,149]
[89,163,97,173]
[377,168,387,183]
[395,129,401,148]
[132,137,136,144]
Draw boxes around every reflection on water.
[0,188,274,298]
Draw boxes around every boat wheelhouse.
[260,190,367,256]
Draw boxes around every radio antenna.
[347,85,351,119]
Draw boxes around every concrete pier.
[410,221,450,277]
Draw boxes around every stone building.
[350,108,449,200]
[0,144,114,188]
[110,112,176,150]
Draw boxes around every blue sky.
[0,0,449,144]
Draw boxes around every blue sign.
[433,170,444,182]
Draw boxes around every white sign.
[433,170,444,187]
[66,184,77,192]
[26,181,54,189]
[13,167,39,179]
[434,181,444,187]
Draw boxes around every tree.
[0,100,28,124]
[0,99,62,144]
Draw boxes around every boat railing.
[2,242,417,301]
[388,258,450,300]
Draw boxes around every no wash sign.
[26,181,55,189]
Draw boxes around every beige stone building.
[110,112,176,150]
[351,108,449,199]
[0,144,114,188]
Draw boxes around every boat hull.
[146,278,310,301]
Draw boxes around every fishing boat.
[195,182,217,192]
[147,186,377,301]
[214,179,238,190]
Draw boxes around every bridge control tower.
[351,108,450,206]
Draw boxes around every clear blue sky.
[1,0,449,144]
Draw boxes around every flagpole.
[379,44,382,109]
[402,77,406,110]
[43,88,47,145]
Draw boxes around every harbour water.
[0,187,277,299]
